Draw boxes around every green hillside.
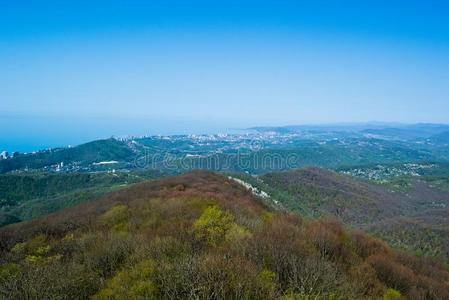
[0,170,164,226]
[0,139,134,173]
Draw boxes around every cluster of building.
[340,163,436,181]
[0,151,19,160]
[0,151,8,160]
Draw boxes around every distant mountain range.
[250,123,449,140]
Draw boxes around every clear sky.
[1,0,449,151]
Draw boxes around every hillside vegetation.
[234,168,449,261]
[0,172,448,299]
[0,170,164,226]
[0,139,133,173]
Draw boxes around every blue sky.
[1,1,449,150]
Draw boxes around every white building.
[0,151,9,160]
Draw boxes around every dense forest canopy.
[1,172,448,299]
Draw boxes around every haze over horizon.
[1,1,449,151]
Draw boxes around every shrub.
[100,204,130,232]
[82,233,134,278]
[143,236,189,262]
[154,253,278,299]
[0,260,101,299]
[383,288,401,299]
[93,259,159,300]
[259,269,277,295]
[226,223,252,242]
[0,263,20,282]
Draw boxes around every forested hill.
[0,170,165,227]
[1,171,448,299]
[259,168,418,224]
[0,139,134,174]
[233,167,449,262]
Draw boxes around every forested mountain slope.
[1,171,448,299]
[0,170,164,226]
[237,168,449,261]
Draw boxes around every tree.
[193,205,233,246]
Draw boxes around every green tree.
[383,288,401,300]
[193,205,234,246]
